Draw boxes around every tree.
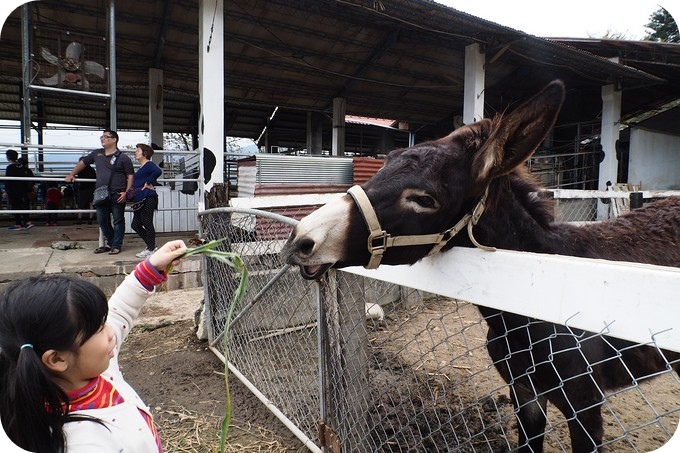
[599,30,631,40]
[644,7,679,43]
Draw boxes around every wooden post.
[321,270,369,451]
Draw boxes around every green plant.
[175,238,249,452]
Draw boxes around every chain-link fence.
[199,200,680,452]
[545,189,675,223]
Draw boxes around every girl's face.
[66,323,116,387]
[134,147,144,161]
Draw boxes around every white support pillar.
[332,97,346,156]
[198,0,224,208]
[598,83,622,219]
[463,43,485,124]
[148,68,164,164]
[108,0,117,130]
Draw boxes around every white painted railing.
[343,248,680,353]
[124,186,200,233]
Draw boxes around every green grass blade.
[171,238,248,452]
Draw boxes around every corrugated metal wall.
[238,155,385,197]
[353,157,385,184]
[254,155,354,184]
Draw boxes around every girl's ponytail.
[6,342,69,452]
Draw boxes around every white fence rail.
[345,248,680,353]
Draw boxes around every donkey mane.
[476,159,680,267]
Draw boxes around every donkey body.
[282,80,680,452]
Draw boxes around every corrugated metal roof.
[0,0,676,152]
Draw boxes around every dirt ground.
[118,290,679,453]
[367,298,680,452]
[118,290,306,453]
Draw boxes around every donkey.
[282,80,680,452]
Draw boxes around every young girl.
[0,240,188,453]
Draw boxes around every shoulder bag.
[92,152,121,207]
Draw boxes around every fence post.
[321,270,369,451]
[629,191,643,210]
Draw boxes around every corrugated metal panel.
[255,155,353,185]
[255,206,318,241]
[237,161,257,198]
[238,156,352,198]
[353,157,385,185]
[254,184,350,196]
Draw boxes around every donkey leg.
[511,382,549,453]
[548,386,604,453]
[567,407,604,453]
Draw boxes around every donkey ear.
[472,80,565,183]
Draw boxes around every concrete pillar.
[332,97,346,156]
[463,43,485,124]
[598,84,621,219]
[307,112,323,155]
[148,68,164,165]
[198,0,224,208]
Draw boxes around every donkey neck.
[470,179,582,256]
[471,181,680,266]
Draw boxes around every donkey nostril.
[299,238,315,256]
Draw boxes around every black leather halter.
[346,185,495,269]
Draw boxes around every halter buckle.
[368,230,389,254]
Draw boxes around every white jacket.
[63,271,161,453]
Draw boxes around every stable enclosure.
[199,198,680,452]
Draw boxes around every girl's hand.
[148,240,188,272]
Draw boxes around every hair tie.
[20,344,33,350]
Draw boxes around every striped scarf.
[67,376,163,452]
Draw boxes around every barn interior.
[0,0,678,169]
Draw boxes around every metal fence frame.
[199,193,680,452]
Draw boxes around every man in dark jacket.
[4,149,34,230]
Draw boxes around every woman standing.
[130,144,162,258]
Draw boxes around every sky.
[439,0,678,40]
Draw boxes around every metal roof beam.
[153,0,175,68]
[326,30,398,108]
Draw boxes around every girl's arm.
[106,240,188,346]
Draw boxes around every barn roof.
[0,0,678,150]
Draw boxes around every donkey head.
[282,80,565,280]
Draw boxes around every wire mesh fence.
[199,203,680,452]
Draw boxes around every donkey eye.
[414,195,437,209]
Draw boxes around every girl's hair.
[0,275,109,453]
[136,143,154,159]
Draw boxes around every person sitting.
[45,183,63,226]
